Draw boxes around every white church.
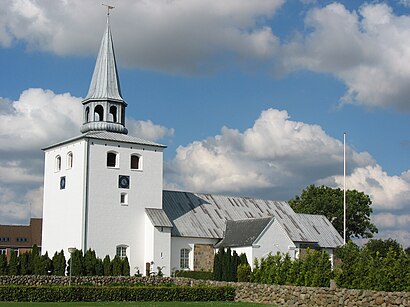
[41,15,343,276]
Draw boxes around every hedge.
[175,270,214,280]
[0,285,235,302]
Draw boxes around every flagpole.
[343,132,346,245]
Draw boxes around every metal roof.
[83,15,125,104]
[216,217,273,248]
[42,131,166,150]
[296,214,344,248]
[162,190,318,243]
[145,208,173,228]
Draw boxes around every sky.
[0,0,409,246]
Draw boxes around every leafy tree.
[405,246,410,257]
[52,250,66,276]
[8,250,19,275]
[289,185,378,239]
[0,254,8,275]
[364,238,403,258]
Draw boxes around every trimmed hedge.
[175,271,214,280]
[0,285,235,302]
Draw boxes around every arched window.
[130,154,142,170]
[109,106,117,122]
[107,151,118,168]
[180,248,190,269]
[116,245,128,259]
[55,155,61,172]
[67,152,73,169]
[85,107,90,123]
[94,105,104,121]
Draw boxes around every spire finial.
[102,3,115,16]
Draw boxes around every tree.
[0,254,8,275]
[69,249,84,276]
[8,250,19,275]
[122,257,130,276]
[19,252,31,275]
[103,255,112,276]
[83,249,97,276]
[289,185,378,239]
[52,250,66,276]
[111,256,122,276]
[364,238,403,258]
[213,248,223,281]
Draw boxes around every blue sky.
[0,0,409,246]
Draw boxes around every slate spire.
[80,13,128,134]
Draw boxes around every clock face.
[118,175,130,189]
[60,176,66,190]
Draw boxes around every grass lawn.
[0,302,273,307]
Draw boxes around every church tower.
[41,12,171,276]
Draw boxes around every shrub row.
[0,285,235,302]
[175,270,213,280]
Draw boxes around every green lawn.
[0,302,273,307]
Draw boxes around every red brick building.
[0,218,42,260]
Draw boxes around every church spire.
[80,12,128,135]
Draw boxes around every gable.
[216,217,272,248]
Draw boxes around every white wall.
[231,246,252,266]
[42,139,87,257]
[253,220,296,264]
[170,237,219,272]
[85,139,164,276]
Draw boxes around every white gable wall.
[144,215,171,276]
[42,140,87,257]
[85,139,164,276]
[253,219,296,263]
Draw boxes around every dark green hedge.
[0,285,235,302]
[175,270,214,280]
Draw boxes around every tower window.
[180,248,190,269]
[116,245,127,259]
[94,105,104,121]
[130,154,142,170]
[107,152,118,168]
[67,152,73,169]
[85,107,90,123]
[120,193,128,205]
[55,155,61,172]
[109,106,117,122]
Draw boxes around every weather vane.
[102,3,115,15]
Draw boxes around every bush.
[237,264,251,282]
[0,285,235,302]
[175,270,214,280]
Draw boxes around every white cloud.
[167,108,376,197]
[281,3,410,111]
[331,165,410,211]
[0,88,82,152]
[127,119,174,142]
[0,0,283,73]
